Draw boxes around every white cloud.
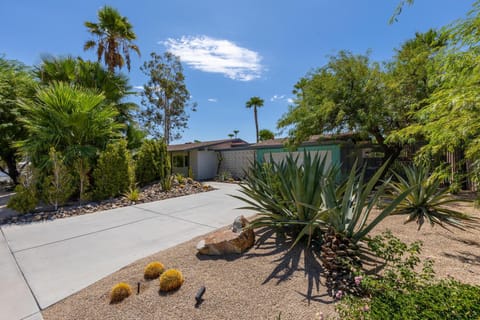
[270,94,286,102]
[207,98,218,103]
[270,94,295,104]
[162,35,263,81]
[133,85,144,90]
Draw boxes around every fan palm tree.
[36,56,136,123]
[245,96,264,143]
[18,82,123,168]
[84,6,140,73]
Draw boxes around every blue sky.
[0,1,473,144]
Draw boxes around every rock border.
[1,180,214,225]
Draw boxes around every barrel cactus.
[144,261,165,280]
[159,269,184,292]
[110,282,132,303]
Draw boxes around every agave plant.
[383,164,476,230]
[234,151,337,246]
[315,160,411,295]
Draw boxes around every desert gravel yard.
[42,200,480,320]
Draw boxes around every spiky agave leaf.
[384,164,477,231]
[232,151,337,247]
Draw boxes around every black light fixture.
[195,286,206,307]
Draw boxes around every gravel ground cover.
[42,199,480,320]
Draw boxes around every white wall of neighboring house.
[220,150,255,179]
[196,151,218,180]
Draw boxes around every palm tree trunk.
[254,106,259,143]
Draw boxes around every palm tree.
[84,6,140,73]
[19,82,123,167]
[233,129,239,138]
[245,96,264,143]
[36,56,137,123]
[228,133,234,139]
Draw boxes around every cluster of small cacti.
[144,261,165,280]
[159,269,184,292]
[109,262,184,305]
[110,282,132,303]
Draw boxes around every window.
[173,154,189,167]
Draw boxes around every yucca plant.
[383,164,476,230]
[316,160,411,296]
[234,152,337,246]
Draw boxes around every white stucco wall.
[196,151,218,180]
[220,150,255,179]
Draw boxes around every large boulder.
[196,215,254,255]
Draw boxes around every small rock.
[33,215,42,221]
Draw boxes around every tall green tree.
[0,57,36,184]
[139,52,195,144]
[84,6,140,73]
[36,56,145,148]
[18,82,123,168]
[246,96,264,143]
[259,129,274,141]
[392,3,480,161]
[36,56,136,121]
[278,51,404,165]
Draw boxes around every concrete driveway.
[0,182,251,320]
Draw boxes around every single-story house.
[167,134,385,180]
[167,139,250,180]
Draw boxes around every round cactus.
[110,282,132,303]
[159,269,184,292]
[144,261,165,280]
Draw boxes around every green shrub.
[7,166,39,214]
[42,148,74,210]
[160,175,173,191]
[93,140,133,200]
[338,280,480,320]
[7,184,38,214]
[175,173,186,184]
[123,185,141,202]
[336,231,480,319]
[135,139,170,186]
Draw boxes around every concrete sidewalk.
[0,182,250,320]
